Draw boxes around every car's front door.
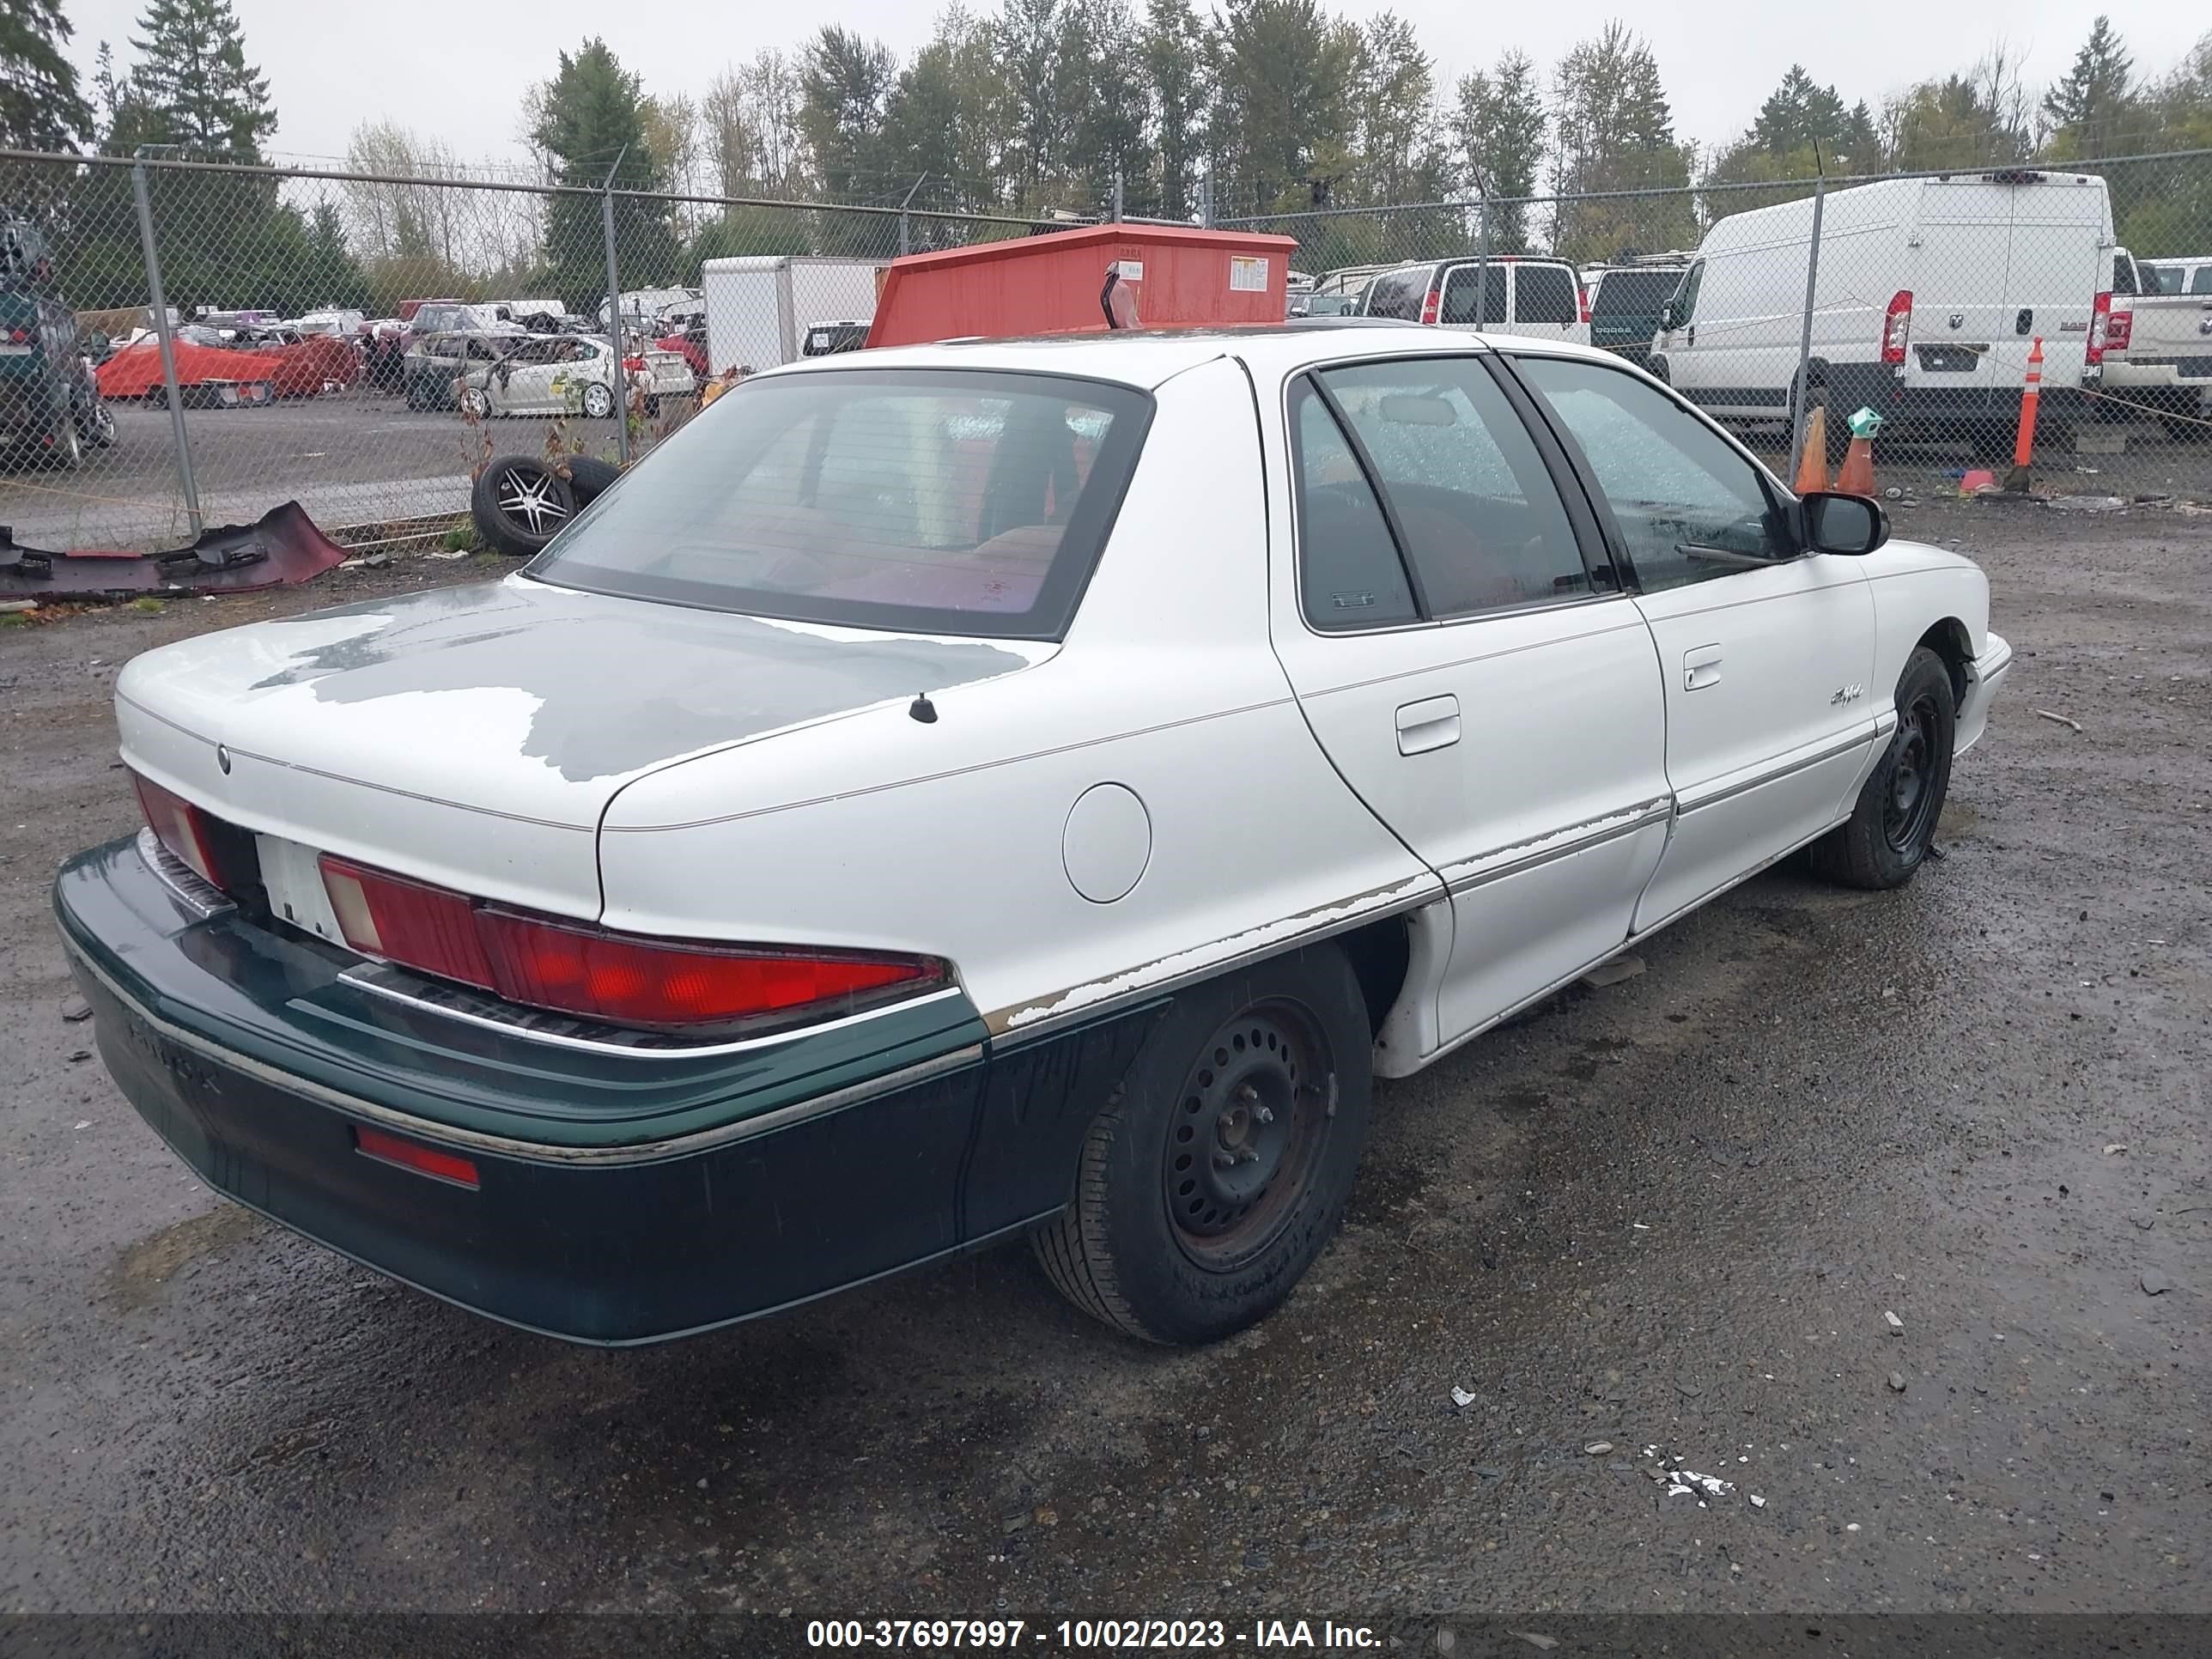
[1507,353,1879,933]
[1267,353,1673,1060]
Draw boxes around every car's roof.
[763,325,1620,391]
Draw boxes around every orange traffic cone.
[1794,404,1829,494]
[1835,430,1876,496]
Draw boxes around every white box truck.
[1650,168,2113,445]
[702,256,883,375]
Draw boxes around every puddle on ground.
[102,1203,264,1310]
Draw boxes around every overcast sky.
[59,0,2208,171]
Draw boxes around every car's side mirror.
[1658,301,1680,331]
[1800,489,1889,556]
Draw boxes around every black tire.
[144,385,166,410]
[1809,646,1956,890]
[580,381,616,421]
[45,418,82,471]
[1031,945,1373,1345]
[78,401,117,447]
[557,454,622,502]
[471,456,577,557]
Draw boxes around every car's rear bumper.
[1956,630,2013,757]
[56,836,1157,1344]
[1825,364,2087,430]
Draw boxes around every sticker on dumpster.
[1113,261,1145,282]
[1230,255,1268,292]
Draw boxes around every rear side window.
[1515,265,1578,325]
[1311,357,1595,617]
[1289,383,1419,630]
[1364,268,1430,320]
[532,368,1151,640]
[2194,265,2212,295]
[1440,265,1508,326]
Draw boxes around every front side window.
[1673,260,1705,323]
[1514,265,1577,325]
[1310,356,1595,618]
[532,368,1150,640]
[1511,354,1786,593]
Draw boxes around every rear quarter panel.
[595,356,1436,1035]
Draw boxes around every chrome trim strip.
[136,828,232,920]
[986,872,1444,1043]
[59,934,982,1167]
[1677,730,1875,816]
[336,965,965,1060]
[1439,798,1674,895]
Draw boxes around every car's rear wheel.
[1810,646,1956,890]
[459,386,491,420]
[1032,945,1372,1345]
[581,382,616,421]
[78,401,117,447]
[471,456,577,557]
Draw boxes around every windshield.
[530,368,1152,640]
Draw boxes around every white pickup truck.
[2100,247,2212,436]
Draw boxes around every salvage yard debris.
[0,502,349,599]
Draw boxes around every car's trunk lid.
[115,575,1052,916]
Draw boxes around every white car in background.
[59,325,2010,1350]
[458,333,691,420]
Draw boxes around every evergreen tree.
[1210,0,1358,216]
[125,0,275,158]
[1549,23,1693,258]
[528,39,681,311]
[2042,16,2136,160]
[797,26,896,202]
[0,0,92,151]
[1455,49,1546,248]
[1143,0,1209,220]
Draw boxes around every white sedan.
[58,325,2012,1347]
[458,333,691,421]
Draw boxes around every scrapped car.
[455,334,690,420]
[0,219,117,465]
[58,325,2013,1348]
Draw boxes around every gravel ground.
[1,501,2206,1645]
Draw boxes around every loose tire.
[558,454,622,503]
[1810,646,1955,890]
[459,385,491,420]
[1032,945,1373,1345]
[471,456,577,557]
[580,381,616,421]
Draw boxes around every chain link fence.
[0,149,1052,554]
[2,147,2208,556]
[1232,149,2212,504]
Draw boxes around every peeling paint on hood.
[117,575,1051,828]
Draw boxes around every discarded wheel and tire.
[556,454,622,503]
[470,456,578,557]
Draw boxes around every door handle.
[1686,323,1696,348]
[1683,644,1723,691]
[1396,694,1461,755]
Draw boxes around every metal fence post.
[1112,169,1124,222]
[1197,175,1214,230]
[131,155,202,538]
[600,155,629,470]
[1788,172,1828,486]
[1474,195,1490,330]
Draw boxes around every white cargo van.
[1651,170,2112,442]
[702,256,883,375]
[1358,257,1591,345]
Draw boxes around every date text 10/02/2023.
[804,1619,1381,1649]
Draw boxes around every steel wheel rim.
[1882,690,1943,853]
[1162,1000,1334,1272]
[583,384,614,419]
[494,466,570,537]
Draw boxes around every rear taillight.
[622,355,644,371]
[1577,284,1592,325]
[318,854,945,1032]
[2088,290,2118,363]
[2106,306,2132,351]
[1419,285,1440,325]
[1881,289,1913,365]
[8,326,27,343]
[133,772,234,891]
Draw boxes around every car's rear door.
[1506,352,1877,933]
[1265,352,1672,1057]
[1512,263,1587,346]
[1906,180,2014,401]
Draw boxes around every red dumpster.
[867,223,1297,348]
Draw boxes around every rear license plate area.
[254,833,349,945]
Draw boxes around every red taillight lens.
[133,772,231,890]
[2087,291,2118,363]
[8,327,27,343]
[318,854,942,1031]
[1881,289,1913,365]
[2106,307,2132,351]
[1577,284,1592,325]
[1419,286,1440,325]
[355,1125,479,1188]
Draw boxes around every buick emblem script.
[1831,684,1865,705]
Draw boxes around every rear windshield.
[1515,264,1578,325]
[1593,269,1684,318]
[529,368,1152,640]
